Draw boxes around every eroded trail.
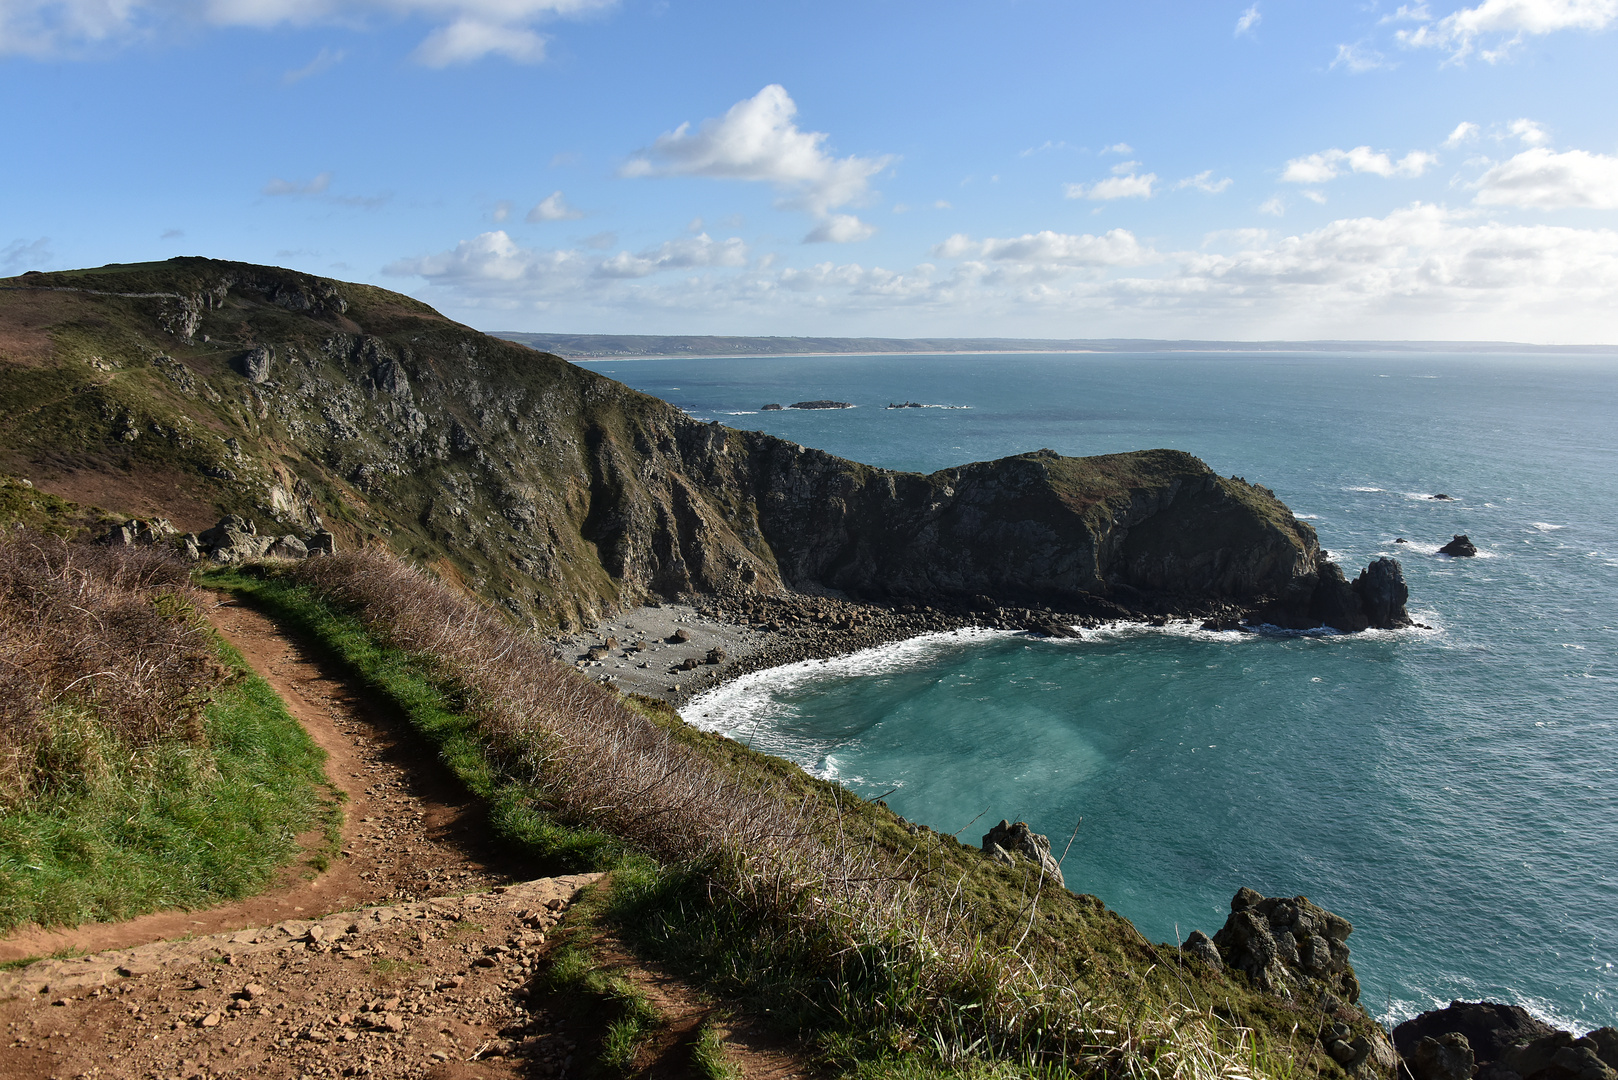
[1,598,524,965]
[0,598,810,1080]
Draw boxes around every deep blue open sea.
[579,351,1618,1030]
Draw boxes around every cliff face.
[0,258,1403,630]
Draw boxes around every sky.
[3,0,1617,342]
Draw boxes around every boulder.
[1210,887,1358,1004]
[1394,1002,1558,1068]
[266,535,308,560]
[104,518,178,548]
[981,820,1064,886]
[1502,1033,1618,1080]
[1412,1034,1476,1080]
[233,344,273,384]
[705,646,726,665]
[1439,535,1478,557]
[1181,930,1222,971]
[305,530,337,556]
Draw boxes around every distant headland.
[490,331,1618,360]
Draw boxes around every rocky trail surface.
[0,601,807,1079]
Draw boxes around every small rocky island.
[788,399,854,409]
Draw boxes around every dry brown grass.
[0,527,221,802]
[286,551,1287,1079]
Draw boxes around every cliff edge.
[0,258,1405,631]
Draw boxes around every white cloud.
[933,229,1156,267]
[1331,42,1394,70]
[1396,0,1618,61]
[263,171,333,196]
[1065,171,1158,200]
[1445,121,1480,146]
[1507,118,1552,146]
[933,199,952,210]
[1281,146,1436,182]
[0,0,609,60]
[1101,143,1134,155]
[1302,189,1329,204]
[1258,196,1286,216]
[621,84,893,235]
[414,18,546,65]
[1235,3,1261,35]
[526,190,584,222]
[595,233,749,278]
[388,206,1618,341]
[804,214,876,244]
[282,45,343,83]
[492,200,513,222]
[1473,147,1618,208]
[1178,170,1233,193]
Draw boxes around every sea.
[575,350,1618,1031]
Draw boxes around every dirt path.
[0,598,526,965]
[0,595,812,1079]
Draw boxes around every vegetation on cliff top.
[205,548,1383,1079]
[0,530,336,929]
[2,258,1337,633]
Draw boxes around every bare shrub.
[0,527,221,802]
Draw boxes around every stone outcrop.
[1180,930,1222,970]
[981,820,1064,886]
[185,515,335,564]
[1439,534,1479,557]
[1208,886,1359,1004]
[233,344,273,384]
[1394,1002,1618,1080]
[105,518,179,548]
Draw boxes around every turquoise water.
[581,352,1618,1029]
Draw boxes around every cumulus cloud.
[0,0,610,61]
[621,84,891,239]
[1281,146,1436,183]
[1473,147,1618,208]
[526,190,584,222]
[1396,0,1618,61]
[263,171,333,195]
[1065,170,1158,200]
[932,229,1155,267]
[414,18,546,65]
[804,214,877,244]
[1258,196,1286,216]
[1235,4,1261,35]
[1507,118,1552,146]
[1178,170,1233,193]
[1445,121,1480,146]
[593,233,748,278]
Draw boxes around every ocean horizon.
[581,349,1618,1031]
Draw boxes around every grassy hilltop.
[0,259,1402,1077]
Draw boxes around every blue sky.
[3,0,1617,341]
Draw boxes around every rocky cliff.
[0,258,1406,631]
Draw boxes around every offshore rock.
[1211,887,1358,1004]
[1394,1001,1558,1069]
[1353,557,1411,629]
[981,820,1064,886]
[1439,534,1479,557]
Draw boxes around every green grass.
[202,565,1372,1080]
[203,566,628,875]
[543,938,664,1077]
[0,632,338,931]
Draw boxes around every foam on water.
[606,349,1618,1030]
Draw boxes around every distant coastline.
[491,330,1618,361]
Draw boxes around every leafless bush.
[0,527,220,802]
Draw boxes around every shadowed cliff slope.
[0,258,1402,630]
